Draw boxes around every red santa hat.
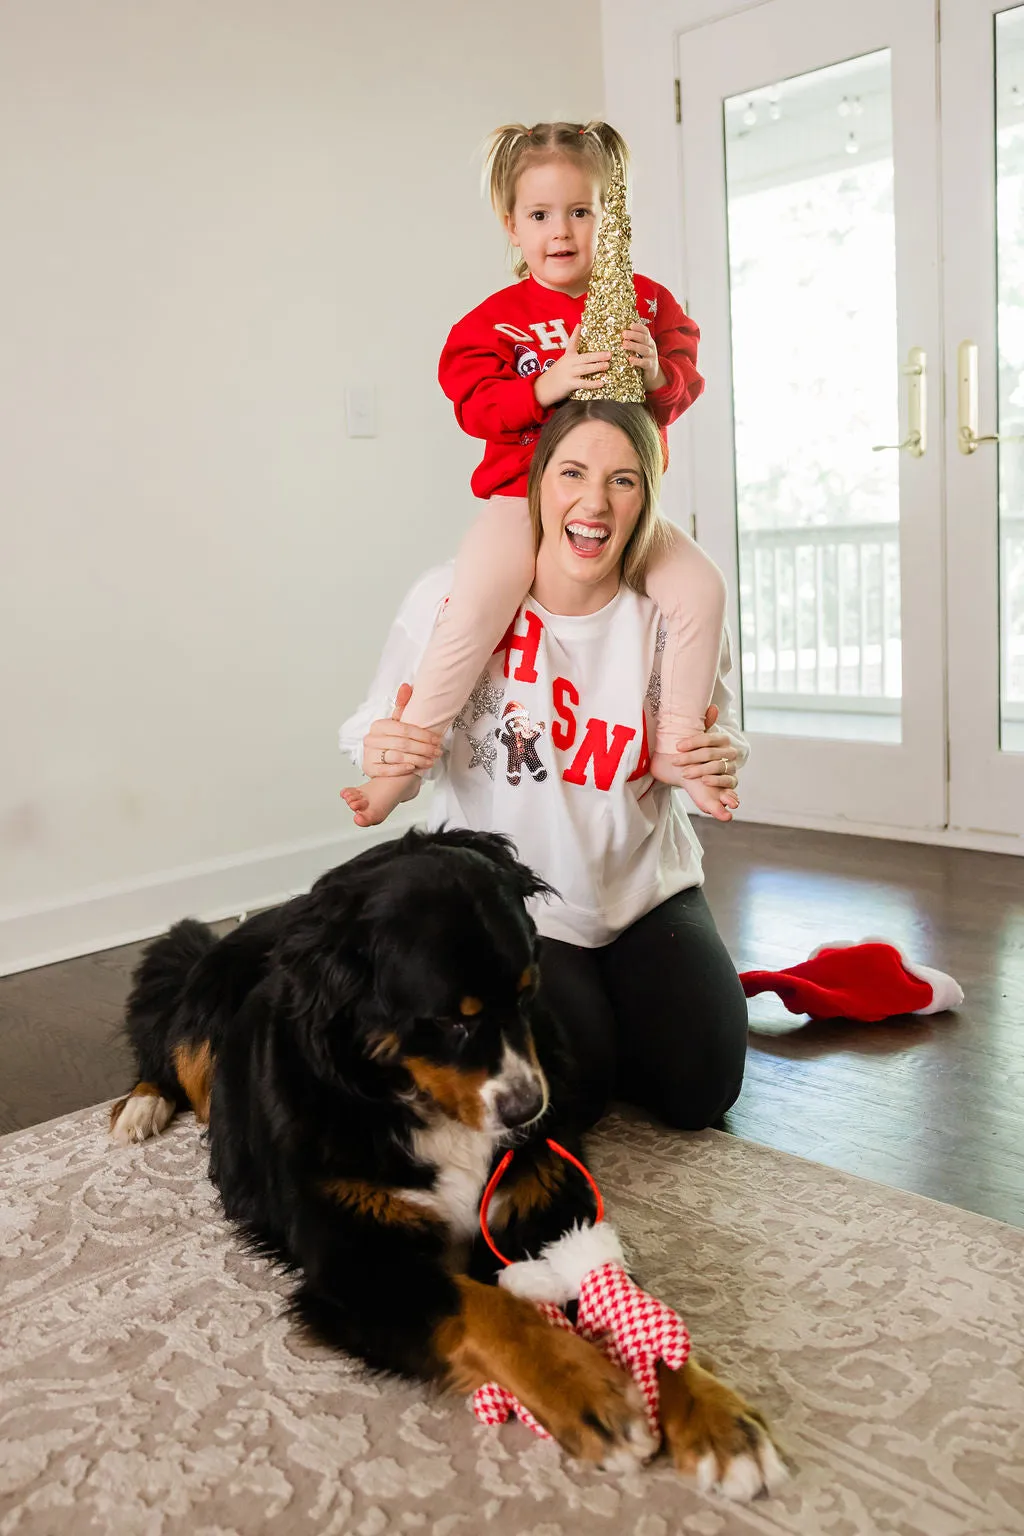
[502,700,530,726]
[738,938,963,1023]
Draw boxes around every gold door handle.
[872,347,926,456]
[958,340,1024,452]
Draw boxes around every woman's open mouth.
[565,521,611,558]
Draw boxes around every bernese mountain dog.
[110,828,785,1497]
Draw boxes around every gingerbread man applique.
[494,700,547,787]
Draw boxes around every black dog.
[110,827,785,1493]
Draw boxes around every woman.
[340,400,748,1132]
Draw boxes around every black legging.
[539,886,748,1133]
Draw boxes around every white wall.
[0,0,604,972]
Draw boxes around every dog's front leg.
[657,1357,789,1502]
[437,1275,657,1470]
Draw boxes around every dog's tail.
[124,918,216,1074]
[111,919,217,1143]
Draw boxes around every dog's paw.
[532,1328,659,1471]
[658,1359,789,1502]
[109,1090,176,1145]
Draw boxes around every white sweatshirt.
[339,565,749,949]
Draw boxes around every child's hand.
[533,324,611,408]
[623,321,667,391]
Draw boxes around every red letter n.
[562,718,637,791]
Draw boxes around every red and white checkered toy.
[473,1142,690,1443]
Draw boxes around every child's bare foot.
[650,751,738,823]
[341,773,416,828]
[682,776,738,823]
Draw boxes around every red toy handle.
[478,1137,605,1266]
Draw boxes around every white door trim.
[941,0,1024,841]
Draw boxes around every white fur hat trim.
[497,1222,625,1305]
[806,936,963,1015]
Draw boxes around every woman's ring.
[721,758,728,775]
[379,748,388,765]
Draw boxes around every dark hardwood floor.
[700,821,1024,1228]
[1,822,1022,1227]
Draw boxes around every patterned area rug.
[1,1105,1022,1536]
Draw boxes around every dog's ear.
[275,884,369,1030]
[413,827,556,905]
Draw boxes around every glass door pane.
[724,52,902,743]
[679,0,945,830]
[996,7,1024,753]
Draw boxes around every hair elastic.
[478,1137,605,1266]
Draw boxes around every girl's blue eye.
[561,468,582,478]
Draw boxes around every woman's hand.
[672,705,740,810]
[533,325,611,408]
[361,684,442,777]
[622,321,667,391]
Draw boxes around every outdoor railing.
[739,515,1024,719]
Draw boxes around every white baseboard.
[727,805,1023,856]
[8,793,1017,979]
[0,804,424,978]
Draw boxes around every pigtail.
[579,121,631,198]
[483,123,535,279]
[483,124,533,215]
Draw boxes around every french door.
[942,1,1024,839]
[677,0,1024,841]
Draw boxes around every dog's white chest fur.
[404,1121,503,1239]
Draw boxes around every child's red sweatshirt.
[438,273,703,500]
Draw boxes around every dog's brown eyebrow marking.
[405,1057,488,1129]
[172,1041,214,1124]
[322,1178,439,1229]
[459,997,484,1017]
[518,967,537,992]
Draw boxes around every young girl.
[346,119,728,826]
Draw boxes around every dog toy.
[739,938,963,1022]
[472,1140,689,1440]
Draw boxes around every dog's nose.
[495,1077,546,1128]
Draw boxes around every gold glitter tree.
[572,163,645,403]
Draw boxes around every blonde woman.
[341,402,749,1131]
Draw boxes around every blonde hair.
[526,400,670,594]
[484,121,631,280]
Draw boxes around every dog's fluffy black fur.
[113,828,599,1380]
[112,826,794,1488]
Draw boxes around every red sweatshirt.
[438,273,703,499]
